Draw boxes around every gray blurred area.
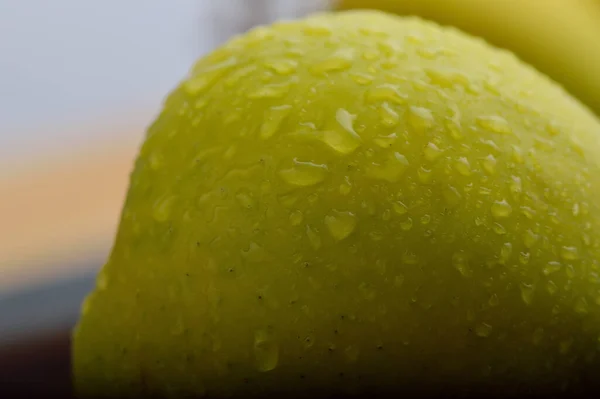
[0,0,326,343]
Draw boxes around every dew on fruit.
[247,80,293,99]
[264,59,298,75]
[404,31,424,44]
[377,37,403,54]
[254,329,279,372]
[365,84,407,104]
[278,193,298,208]
[361,49,379,60]
[570,138,585,157]
[572,203,580,217]
[478,186,492,196]
[279,160,328,187]
[222,145,236,161]
[522,229,540,248]
[369,231,384,241]
[310,48,355,74]
[500,242,513,263]
[223,109,242,125]
[479,138,502,154]
[418,166,433,184]
[224,65,257,87]
[520,282,535,305]
[492,223,507,235]
[560,246,579,260]
[574,297,589,314]
[483,76,501,95]
[545,121,561,137]
[547,280,558,295]
[306,225,322,250]
[400,217,414,231]
[322,109,363,154]
[455,157,471,176]
[382,209,391,221]
[511,145,524,164]
[424,142,444,162]
[184,72,222,95]
[534,136,556,152]
[153,195,176,222]
[424,67,473,90]
[420,214,431,225]
[366,152,409,183]
[489,293,499,307]
[445,122,463,143]
[543,261,562,276]
[340,177,352,195]
[408,106,434,130]
[476,115,512,135]
[581,232,592,246]
[350,72,374,85]
[481,154,497,175]
[491,199,512,219]
[520,206,536,219]
[475,322,493,337]
[260,105,292,140]
[325,210,357,241]
[392,201,409,216]
[289,210,304,226]
[379,102,400,127]
[565,264,576,278]
[443,185,462,207]
[519,251,530,265]
[453,251,472,277]
[148,152,164,170]
[302,23,332,37]
[402,251,419,265]
[336,108,359,136]
[417,47,442,59]
[302,334,316,350]
[374,133,397,148]
[242,242,265,263]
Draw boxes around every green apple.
[73,10,600,398]
[333,0,600,118]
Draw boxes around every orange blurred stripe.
[0,140,138,292]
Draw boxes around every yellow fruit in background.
[73,10,600,398]
[333,0,600,117]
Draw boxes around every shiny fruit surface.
[74,10,600,398]
[334,0,600,117]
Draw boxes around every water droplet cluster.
[74,10,600,398]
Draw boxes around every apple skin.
[333,0,600,118]
[73,10,600,398]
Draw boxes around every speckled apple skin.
[73,10,600,398]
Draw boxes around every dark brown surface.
[0,329,73,398]
[0,329,597,399]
